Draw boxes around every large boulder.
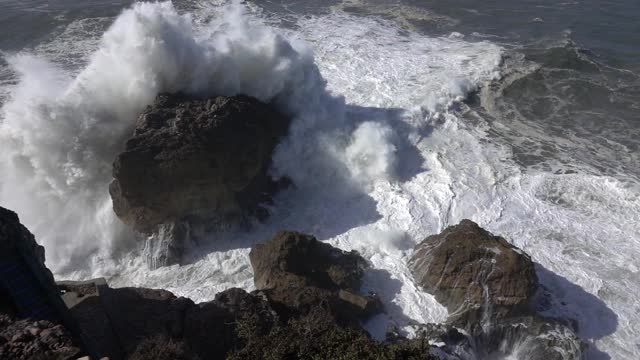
[109,93,290,264]
[410,220,584,359]
[409,219,538,327]
[250,231,381,324]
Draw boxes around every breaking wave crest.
[0,1,404,271]
[2,1,637,359]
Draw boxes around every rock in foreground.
[60,280,277,360]
[250,231,382,324]
[0,314,82,360]
[60,230,406,359]
[0,207,85,358]
[110,93,290,265]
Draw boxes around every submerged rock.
[110,93,290,265]
[250,231,382,324]
[410,220,584,359]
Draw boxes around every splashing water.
[0,2,638,359]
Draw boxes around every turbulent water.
[0,1,639,359]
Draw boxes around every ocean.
[0,1,638,359]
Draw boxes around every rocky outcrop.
[250,231,382,324]
[0,314,81,360]
[110,93,290,265]
[0,207,86,357]
[410,220,584,359]
[58,233,384,359]
[0,207,58,320]
[60,279,277,360]
[1,206,585,359]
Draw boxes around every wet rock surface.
[109,93,290,265]
[410,219,538,327]
[410,220,584,359]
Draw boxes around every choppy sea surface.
[0,1,638,359]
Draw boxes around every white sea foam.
[0,2,638,359]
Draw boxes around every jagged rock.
[109,93,290,265]
[250,231,382,324]
[0,207,57,318]
[0,207,86,356]
[410,219,538,328]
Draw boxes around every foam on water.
[0,2,638,359]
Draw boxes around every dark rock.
[184,288,278,359]
[129,335,195,360]
[58,279,123,360]
[61,279,277,360]
[249,231,381,324]
[251,231,366,292]
[0,314,82,360]
[410,219,538,328]
[0,207,58,320]
[90,286,194,357]
[109,93,290,265]
[0,207,86,355]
